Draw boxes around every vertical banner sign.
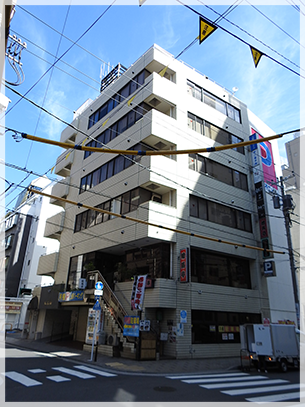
[251,128,277,189]
[180,248,189,282]
[131,275,147,310]
[251,128,273,259]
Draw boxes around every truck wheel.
[279,359,288,373]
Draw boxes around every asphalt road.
[3,345,302,403]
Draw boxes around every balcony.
[54,150,74,177]
[37,252,59,277]
[44,212,65,240]
[60,116,79,143]
[50,178,70,207]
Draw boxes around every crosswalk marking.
[73,365,117,377]
[246,390,305,403]
[5,371,42,387]
[28,369,46,374]
[202,378,289,390]
[47,375,71,383]
[222,383,304,396]
[166,371,301,403]
[166,372,248,380]
[52,367,95,379]
[184,375,268,384]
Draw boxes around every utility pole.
[276,176,299,328]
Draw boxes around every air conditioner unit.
[107,334,119,346]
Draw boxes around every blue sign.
[95,281,103,290]
[123,316,140,337]
[93,300,101,311]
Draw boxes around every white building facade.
[36,45,296,359]
[3,176,62,330]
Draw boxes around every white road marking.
[28,369,46,374]
[52,366,95,379]
[73,365,117,377]
[47,375,71,383]
[166,372,248,380]
[222,383,304,396]
[5,371,42,387]
[183,375,268,384]
[51,351,81,357]
[200,379,288,390]
[246,390,305,403]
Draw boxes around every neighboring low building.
[33,44,296,359]
[2,176,63,330]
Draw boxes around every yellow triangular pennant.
[51,166,55,174]
[199,16,217,44]
[250,46,263,68]
[127,95,136,106]
[102,118,109,127]
[139,0,146,6]
[65,151,71,160]
[159,65,169,78]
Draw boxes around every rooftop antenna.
[232,87,238,95]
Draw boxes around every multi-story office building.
[35,44,296,359]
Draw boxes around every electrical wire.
[245,0,304,49]
[27,186,286,255]
[178,0,304,79]
[24,4,72,171]
[3,1,116,120]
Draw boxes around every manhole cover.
[153,386,176,392]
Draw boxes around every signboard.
[5,302,22,314]
[264,260,276,277]
[95,281,103,290]
[140,320,150,331]
[58,290,84,302]
[180,310,187,323]
[85,308,102,345]
[180,248,189,282]
[130,275,147,310]
[123,316,140,337]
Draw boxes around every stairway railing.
[87,270,127,332]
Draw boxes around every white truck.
[240,323,299,372]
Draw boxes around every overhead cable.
[27,187,286,255]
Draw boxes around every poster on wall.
[177,323,184,336]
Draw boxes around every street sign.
[95,281,103,290]
[94,289,103,297]
[93,300,101,311]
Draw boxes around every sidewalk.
[4,331,241,375]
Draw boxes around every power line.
[27,186,286,255]
[3,1,116,120]
[178,0,304,79]
[24,4,72,170]
[245,0,304,49]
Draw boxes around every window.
[92,168,100,188]
[191,309,260,344]
[114,155,125,175]
[190,195,252,232]
[74,214,82,232]
[187,80,241,123]
[117,115,128,134]
[189,154,248,191]
[87,210,96,228]
[81,212,88,230]
[190,248,252,289]
[100,164,108,183]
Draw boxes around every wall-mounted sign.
[180,248,189,282]
[58,290,85,302]
[263,260,276,277]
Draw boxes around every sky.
[2,0,304,214]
